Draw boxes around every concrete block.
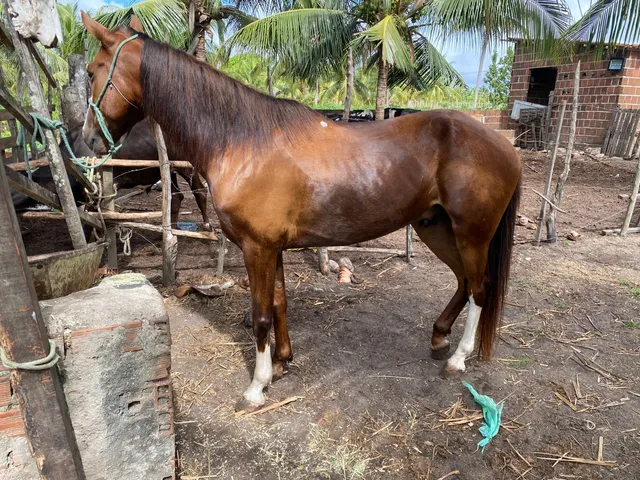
[40,273,175,480]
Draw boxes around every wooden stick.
[597,436,604,462]
[507,438,532,468]
[535,100,567,246]
[150,119,177,286]
[532,189,567,214]
[621,149,640,236]
[435,471,460,480]
[234,396,302,418]
[112,221,218,241]
[325,246,406,256]
[601,227,640,236]
[535,455,615,467]
[7,159,193,171]
[20,210,192,221]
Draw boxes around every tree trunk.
[194,34,206,62]
[61,54,88,129]
[267,64,274,96]
[375,50,388,121]
[314,78,319,105]
[547,60,580,243]
[473,33,490,109]
[343,47,354,122]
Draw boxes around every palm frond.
[566,0,640,48]
[387,36,464,90]
[229,8,353,80]
[355,14,412,71]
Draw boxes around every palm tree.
[230,1,463,121]
[433,0,571,109]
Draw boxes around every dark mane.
[139,36,321,170]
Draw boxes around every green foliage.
[482,47,513,109]
[632,288,640,297]
[622,320,639,329]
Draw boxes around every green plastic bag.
[462,381,503,451]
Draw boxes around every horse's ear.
[129,15,144,33]
[81,11,116,48]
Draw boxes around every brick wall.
[508,42,640,146]
[459,109,510,129]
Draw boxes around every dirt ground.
[20,150,640,479]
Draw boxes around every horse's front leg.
[235,244,278,413]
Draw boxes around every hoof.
[272,360,290,382]
[202,222,213,232]
[440,364,464,379]
[235,397,264,414]
[431,344,450,360]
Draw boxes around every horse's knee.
[252,314,273,339]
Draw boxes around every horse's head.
[81,11,145,154]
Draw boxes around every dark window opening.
[526,67,557,106]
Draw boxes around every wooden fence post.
[405,225,413,262]
[2,0,86,249]
[547,60,580,243]
[150,119,177,285]
[535,101,567,246]
[101,167,118,270]
[0,162,85,479]
[621,149,640,236]
[318,247,330,275]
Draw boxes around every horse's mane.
[139,34,321,171]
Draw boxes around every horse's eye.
[87,71,94,81]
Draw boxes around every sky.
[74,0,589,88]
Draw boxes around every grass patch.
[619,279,631,286]
[499,358,532,368]
[622,320,639,329]
[307,426,370,479]
[631,288,640,297]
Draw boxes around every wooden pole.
[405,225,413,262]
[109,221,218,241]
[621,149,640,236]
[543,91,555,149]
[101,167,118,270]
[318,247,330,275]
[1,0,86,249]
[0,161,85,479]
[149,119,177,285]
[216,232,227,276]
[547,61,580,243]
[535,101,567,246]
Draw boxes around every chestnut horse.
[81,13,521,412]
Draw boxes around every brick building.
[508,40,640,146]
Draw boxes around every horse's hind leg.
[169,171,184,227]
[442,231,491,377]
[412,210,468,359]
[189,173,212,231]
[272,251,292,381]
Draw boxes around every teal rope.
[17,34,139,174]
[0,339,59,371]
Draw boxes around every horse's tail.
[478,180,521,360]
